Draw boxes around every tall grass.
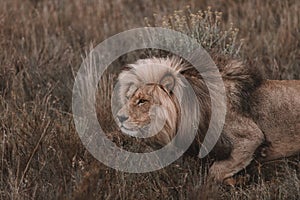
[0,0,299,199]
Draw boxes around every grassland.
[0,0,299,199]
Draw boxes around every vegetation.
[0,0,299,199]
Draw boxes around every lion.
[115,56,300,183]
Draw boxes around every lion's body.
[116,57,300,183]
[250,80,300,161]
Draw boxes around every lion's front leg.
[208,143,258,183]
[207,114,264,183]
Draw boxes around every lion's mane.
[118,56,263,160]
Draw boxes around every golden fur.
[116,57,300,183]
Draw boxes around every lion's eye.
[137,99,147,105]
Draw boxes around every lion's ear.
[121,65,131,71]
[160,73,176,92]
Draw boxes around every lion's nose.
[117,115,128,123]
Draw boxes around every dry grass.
[0,0,299,199]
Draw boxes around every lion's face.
[115,57,192,144]
[116,83,178,141]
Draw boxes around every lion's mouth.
[120,125,139,136]
[120,124,152,138]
